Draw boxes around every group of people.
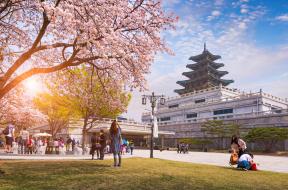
[89,120,135,167]
[177,143,189,154]
[230,135,257,171]
[1,124,76,155]
[90,129,106,160]
[3,122,258,171]
[1,124,34,154]
[65,137,78,152]
[1,120,132,168]
[1,124,79,155]
[120,139,135,155]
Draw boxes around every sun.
[24,77,43,96]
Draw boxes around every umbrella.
[33,132,52,137]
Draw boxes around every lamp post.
[142,92,165,158]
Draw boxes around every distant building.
[142,45,288,150]
[175,43,233,95]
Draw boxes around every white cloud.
[207,10,221,21]
[212,10,221,16]
[241,8,248,14]
[276,14,288,22]
[238,22,247,29]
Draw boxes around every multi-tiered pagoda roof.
[175,44,234,95]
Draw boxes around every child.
[237,153,256,171]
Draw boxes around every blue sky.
[124,0,288,121]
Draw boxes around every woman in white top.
[231,135,247,157]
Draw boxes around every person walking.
[66,136,72,152]
[27,135,33,154]
[99,129,106,160]
[90,132,98,160]
[19,127,29,154]
[130,140,134,155]
[177,143,180,153]
[72,138,76,151]
[53,138,59,154]
[110,120,122,167]
[4,124,15,153]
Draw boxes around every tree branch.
[2,10,51,87]
[0,49,80,99]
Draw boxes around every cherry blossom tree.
[33,92,72,138]
[45,67,131,150]
[0,85,46,131]
[0,0,177,99]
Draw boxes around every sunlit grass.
[0,158,287,190]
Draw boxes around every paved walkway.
[1,150,287,173]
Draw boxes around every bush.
[245,127,288,152]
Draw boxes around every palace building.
[142,45,288,150]
[175,43,233,95]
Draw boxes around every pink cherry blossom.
[0,0,178,99]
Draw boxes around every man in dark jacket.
[90,133,98,160]
[99,129,106,160]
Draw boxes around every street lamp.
[142,92,165,158]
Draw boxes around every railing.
[165,86,243,101]
[158,86,287,105]
[142,93,262,116]
[69,118,150,129]
[142,91,288,117]
[262,92,288,103]
[156,109,288,126]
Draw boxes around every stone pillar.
[285,140,288,151]
[161,136,164,149]
[175,138,178,147]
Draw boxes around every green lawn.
[0,158,287,190]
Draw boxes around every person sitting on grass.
[230,135,247,157]
[237,153,255,171]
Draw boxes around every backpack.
[2,126,9,135]
[27,139,33,147]
[229,149,239,165]
[251,163,257,171]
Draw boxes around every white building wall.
[198,111,211,118]
[142,88,288,123]
[234,106,258,114]
[262,97,288,109]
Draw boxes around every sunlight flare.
[24,77,43,96]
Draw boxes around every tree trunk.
[81,117,88,155]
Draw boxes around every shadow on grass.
[221,166,259,173]
[0,169,5,175]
